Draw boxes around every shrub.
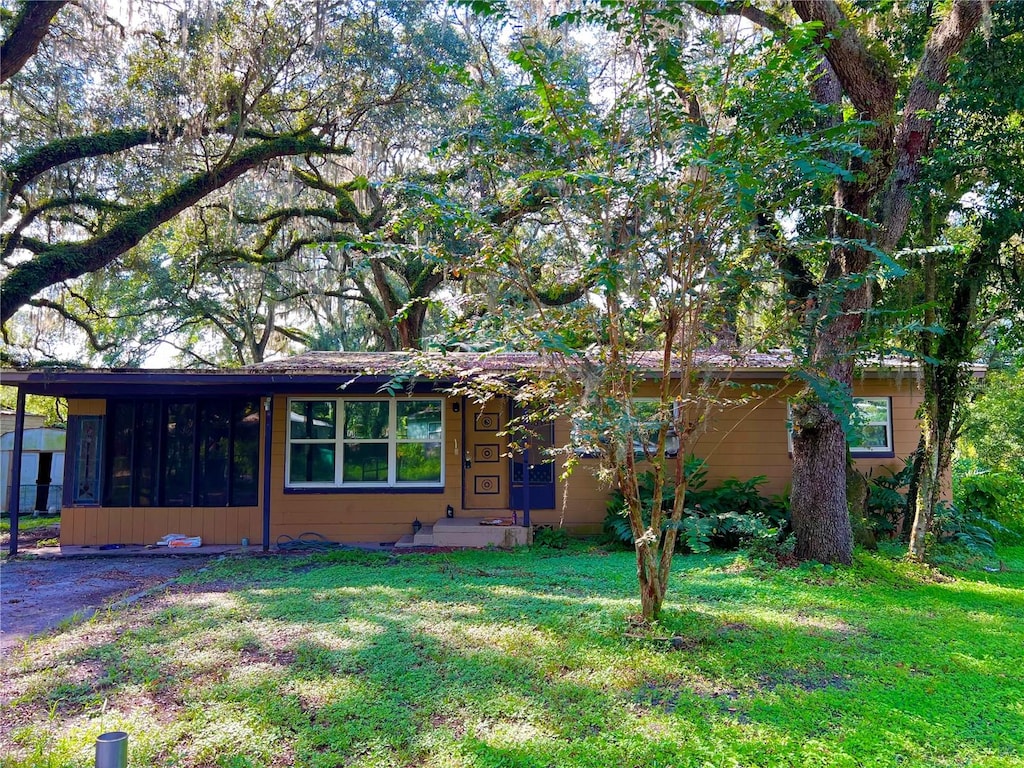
[952,459,1024,542]
[532,525,571,549]
[603,458,789,553]
[864,461,915,538]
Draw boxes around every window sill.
[284,486,446,495]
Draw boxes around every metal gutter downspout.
[262,395,273,552]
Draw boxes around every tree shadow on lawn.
[4,548,1023,767]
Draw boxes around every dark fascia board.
[0,369,452,397]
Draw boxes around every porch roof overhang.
[0,369,445,398]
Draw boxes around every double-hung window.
[787,396,893,457]
[287,398,444,488]
[571,398,679,458]
[631,399,680,457]
[849,397,893,456]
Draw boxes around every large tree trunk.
[791,399,854,564]
[783,0,982,564]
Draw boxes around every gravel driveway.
[0,555,214,655]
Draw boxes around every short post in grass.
[95,731,128,768]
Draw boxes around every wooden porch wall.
[60,398,262,547]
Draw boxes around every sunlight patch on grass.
[3,546,1023,768]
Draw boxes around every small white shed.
[1,427,66,513]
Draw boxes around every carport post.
[521,439,530,529]
[262,395,273,552]
[7,388,26,557]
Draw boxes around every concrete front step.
[395,524,435,548]
[393,516,531,549]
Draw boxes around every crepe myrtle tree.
[428,2,865,621]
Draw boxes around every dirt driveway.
[0,555,215,654]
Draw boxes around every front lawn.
[2,544,1022,768]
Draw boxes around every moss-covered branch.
[4,123,313,202]
[0,1,66,83]
[1,133,344,323]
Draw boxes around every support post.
[7,388,26,556]
[261,395,273,552]
[521,439,530,529]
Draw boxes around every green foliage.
[952,458,1024,542]
[864,460,915,538]
[604,460,789,553]
[961,366,1024,477]
[930,500,1003,560]
[532,525,571,549]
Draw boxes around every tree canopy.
[2,0,1018,585]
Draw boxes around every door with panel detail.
[511,419,556,510]
[463,399,508,510]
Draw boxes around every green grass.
[0,514,60,534]
[3,543,1023,768]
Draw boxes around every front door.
[510,419,556,510]
[463,399,508,510]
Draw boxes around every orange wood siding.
[546,377,926,534]
[60,398,264,547]
[269,394,464,543]
[59,506,262,546]
[67,399,106,416]
[60,377,928,545]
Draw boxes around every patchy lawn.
[2,543,1022,768]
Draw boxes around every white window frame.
[286,397,445,489]
[848,396,894,456]
[632,398,680,457]
[786,397,893,456]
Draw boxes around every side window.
[631,399,680,457]
[787,397,893,456]
[571,399,679,458]
[849,397,893,456]
[71,415,104,505]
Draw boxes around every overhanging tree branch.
[0,1,66,83]
[1,133,346,323]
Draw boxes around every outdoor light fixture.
[452,401,461,413]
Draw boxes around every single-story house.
[2,351,929,553]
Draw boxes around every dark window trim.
[283,486,446,495]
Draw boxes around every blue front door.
[510,420,555,510]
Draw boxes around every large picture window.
[103,397,260,507]
[287,398,443,488]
